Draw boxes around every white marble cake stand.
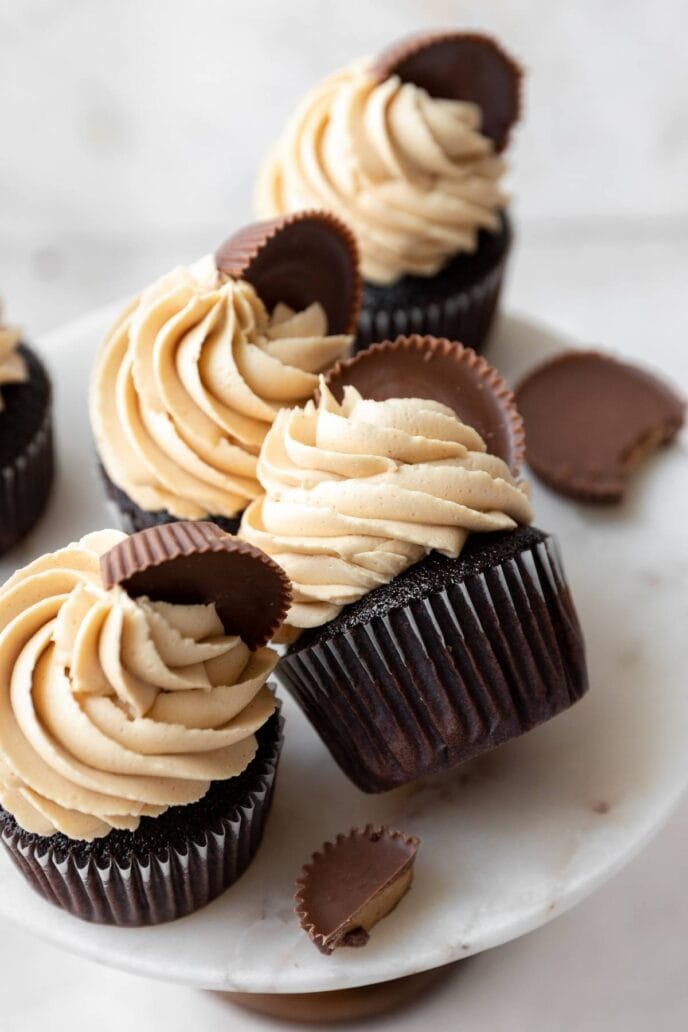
[0,308,686,1000]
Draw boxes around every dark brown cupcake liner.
[98,461,242,538]
[325,332,525,473]
[0,345,54,555]
[356,214,511,354]
[0,709,283,926]
[278,533,587,793]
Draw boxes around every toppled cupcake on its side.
[241,335,588,792]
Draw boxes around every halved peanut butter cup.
[214,210,361,335]
[372,30,522,153]
[516,350,686,502]
[100,521,291,649]
[325,334,525,473]
[295,825,420,954]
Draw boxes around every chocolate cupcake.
[0,303,54,554]
[256,31,522,352]
[90,211,360,535]
[241,336,588,792]
[0,521,291,925]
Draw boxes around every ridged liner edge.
[278,536,587,792]
[0,710,284,926]
[356,237,509,356]
[372,29,523,152]
[99,521,292,649]
[326,331,526,474]
[294,824,419,953]
[215,209,362,335]
[0,400,54,555]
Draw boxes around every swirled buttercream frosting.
[0,305,27,411]
[240,381,532,628]
[90,256,352,520]
[0,530,277,841]
[257,60,507,284]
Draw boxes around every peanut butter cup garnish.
[295,826,420,954]
[516,350,685,502]
[325,334,525,473]
[215,210,361,336]
[100,521,291,649]
[372,30,522,152]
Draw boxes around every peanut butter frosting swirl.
[257,60,507,285]
[0,305,27,411]
[0,531,277,841]
[240,382,532,628]
[90,256,352,520]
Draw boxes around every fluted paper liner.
[325,331,525,473]
[0,345,54,555]
[278,532,588,793]
[0,710,283,926]
[98,463,242,538]
[215,210,361,335]
[101,521,292,650]
[295,825,419,953]
[372,30,523,152]
[357,214,512,354]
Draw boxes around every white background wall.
[2,0,688,330]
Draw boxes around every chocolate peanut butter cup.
[296,826,419,953]
[516,350,686,502]
[373,30,522,153]
[101,521,292,649]
[281,526,587,792]
[0,526,289,925]
[215,210,361,335]
[325,334,525,473]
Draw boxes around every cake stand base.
[222,964,455,1023]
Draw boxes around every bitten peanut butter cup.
[100,521,292,649]
[295,826,420,954]
[215,210,361,335]
[516,350,686,502]
[372,31,522,152]
[325,334,525,473]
